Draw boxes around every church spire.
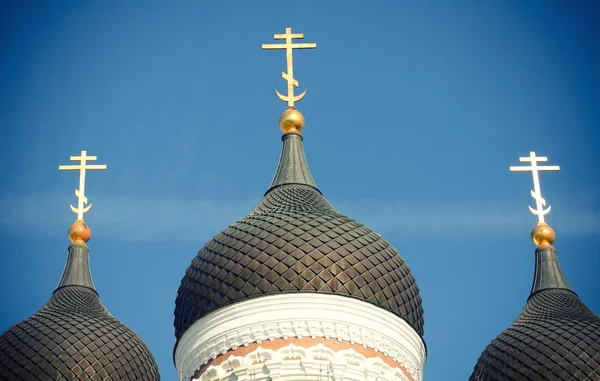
[509,152,573,296]
[268,131,318,193]
[262,28,319,193]
[55,150,107,293]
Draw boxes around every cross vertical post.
[509,151,560,224]
[59,150,107,221]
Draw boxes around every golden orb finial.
[68,220,91,244]
[279,108,305,134]
[531,223,555,247]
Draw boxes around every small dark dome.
[175,183,424,341]
[471,276,600,380]
[0,286,160,380]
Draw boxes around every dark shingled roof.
[470,246,600,381]
[174,132,424,347]
[0,244,160,381]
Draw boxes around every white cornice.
[175,293,425,381]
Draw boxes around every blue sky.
[1,1,599,380]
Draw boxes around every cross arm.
[70,155,97,161]
[59,164,107,170]
[537,165,560,171]
[273,32,304,39]
[520,156,548,162]
[262,43,317,50]
[510,165,560,172]
[509,166,533,171]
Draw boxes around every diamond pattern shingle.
[0,286,160,381]
[174,184,424,341]
[470,289,600,381]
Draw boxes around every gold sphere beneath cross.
[531,223,555,247]
[279,108,305,134]
[69,220,91,244]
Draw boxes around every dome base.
[194,341,413,381]
[175,293,425,381]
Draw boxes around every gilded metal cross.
[262,27,316,107]
[510,151,560,224]
[59,150,107,221]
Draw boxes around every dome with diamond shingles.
[0,243,160,381]
[174,132,424,345]
[470,246,600,381]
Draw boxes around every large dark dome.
[470,246,600,381]
[174,132,424,344]
[0,243,160,381]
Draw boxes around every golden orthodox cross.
[59,150,107,221]
[262,27,316,107]
[510,151,560,224]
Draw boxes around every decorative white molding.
[195,343,410,381]
[175,294,426,381]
